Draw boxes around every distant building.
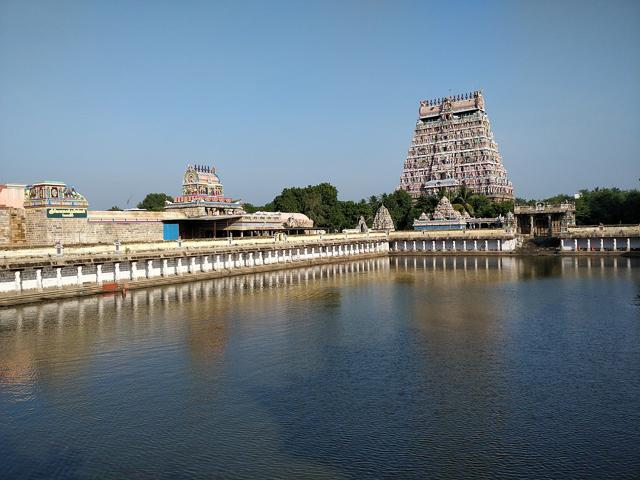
[514,202,576,237]
[413,196,508,231]
[0,184,26,209]
[399,91,513,201]
[163,164,315,239]
[413,197,467,231]
[166,164,244,217]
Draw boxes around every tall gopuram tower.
[398,91,513,201]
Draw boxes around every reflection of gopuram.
[399,91,513,201]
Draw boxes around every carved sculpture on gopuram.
[372,204,395,231]
[399,90,513,201]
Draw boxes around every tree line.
[127,186,639,230]
[243,183,514,232]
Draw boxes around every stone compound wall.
[0,209,9,244]
[0,208,26,246]
[23,209,164,246]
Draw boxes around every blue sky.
[1,0,639,209]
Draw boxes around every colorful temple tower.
[167,164,244,216]
[399,91,513,201]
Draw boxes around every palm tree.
[452,186,474,216]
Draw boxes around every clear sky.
[1,0,639,209]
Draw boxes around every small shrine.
[166,164,244,217]
[413,196,466,231]
[372,205,395,231]
[23,181,89,218]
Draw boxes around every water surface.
[1,256,639,479]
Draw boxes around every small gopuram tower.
[399,91,513,201]
[167,164,244,217]
[372,204,395,231]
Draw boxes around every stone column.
[115,262,121,280]
[36,268,43,290]
[587,238,591,251]
[452,240,456,251]
[161,259,168,276]
[463,240,467,251]
[14,271,21,292]
[147,260,154,278]
[574,238,578,251]
[95,265,101,285]
[529,215,534,236]
[77,266,83,286]
[442,240,446,251]
[600,238,604,252]
[484,240,488,251]
[474,240,478,251]
[497,239,501,251]
[627,238,631,252]
[613,238,617,251]
[432,241,436,251]
[176,258,183,274]
[131,261,138,279]
[413,241,416,251]
[189,257,196,273]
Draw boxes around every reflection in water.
[0,256,639,479]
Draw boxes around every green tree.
[108,205,123,211]
[452,186,474,215]
[137,193,174,211]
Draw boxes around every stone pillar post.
[77,266,83,285]
[497,239,501,251]
[600,238,604,252]
[574,239,578,251]
[442,240,446,251]
[413,241,416,251]
[176,258,182,274]
[627,238,631,252]
[36,268,43,290]
[474,240,478,251]
[404,241,407,251]
[432,241,436,251]
[14,271,21,292]
[548,214,553,236]
[161,259,168,276]
[587,238,591,251]
[189,257,196,273]
[147,260,154,278]
[115,262,121,280]
[613,238,617,251]
[529,215,534,236]
[227,253,233,269]
[484,240,488,251]
[131,261,138,279]
[463,240,467,251]
[95,265,101,285]
[452,240,456,251]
